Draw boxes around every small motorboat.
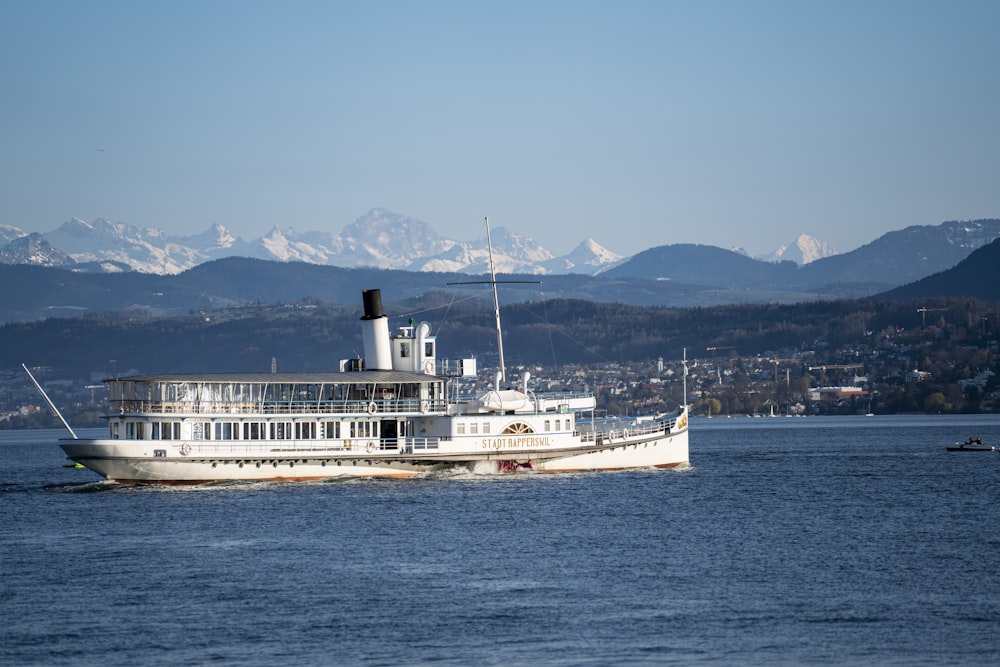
[946,437,996,452]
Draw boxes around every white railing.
[113,398,447,416]
[161,436,444,457]
[577,414,677,444]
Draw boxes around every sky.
[2,1,999,258]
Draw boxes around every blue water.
[2,416,999,666]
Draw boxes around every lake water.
[2,416,999,666]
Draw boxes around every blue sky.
[2,1,998,257]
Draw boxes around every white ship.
[30,223,689,483]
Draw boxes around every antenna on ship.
[682,347,688,414]
[448,216,540,388]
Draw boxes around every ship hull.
[60,428,688,484]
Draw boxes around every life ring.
[366,442,375,454]
[179,443,191,456]
[367,401,378,415]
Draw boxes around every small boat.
[946,437,996,452]
[26,219,689,483]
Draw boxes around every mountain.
[176,223,257,260]
[798,218,1000,288]
[43,217,204,274]
[15,209,624,276]
[5,228,1000,325]
[0,232,75,267]
[542,239,623,275]
[605,219,1000,296]
[1,224,27,245]
[410,226,555,274]
[602,244,800,290]
[876,237,1000,302]
[759,234,837,265]
[0,257,716,323]
[5,212,999,302]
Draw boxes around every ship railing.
[533,391,594,402]
[113,398,448,416]
[451,391,594,404]
[576,414,677,444]
[176,441,356,457]
[172,438,422,457]
[394,437,441,454]
[153,436,446,457]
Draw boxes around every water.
[2,416,999,666]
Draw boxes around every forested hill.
[877,237,1000,302]
[5,295,999,379]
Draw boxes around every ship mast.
[484,217,507,386]
[448,217,539,390]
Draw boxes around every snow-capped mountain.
[1,224,27,246]
[406,226,551,274]
[0,209,626,276]
[0,232,75,267]
[542,239,624,275]
[759,234,837,265]
[43,217,206,274]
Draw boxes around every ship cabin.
[104,371,446,445]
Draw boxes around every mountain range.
[1,211,1000,323]
[1,220,999,325]
[1,208,844,276]
[1,209,631,276]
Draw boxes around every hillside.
[0,258,807,324]
[601,244,801,289]
[604,219,1000,293]
[799,219,1000,287]
[6,294,1000,380]
[877,237,1000,302]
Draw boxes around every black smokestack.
[362,289,383,320]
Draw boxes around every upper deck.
[106,370,447,416]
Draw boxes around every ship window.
[136,422,145,439]
[400,342,410,358]
[544,420,550,431]
[111,422,120,439]
[425,342,434,357]
[156,422,179,440]
[501,422,535,435]
[483,422,490,434]
[457,423,466,435]
[470,422,478,434]
[324,421,340,439]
